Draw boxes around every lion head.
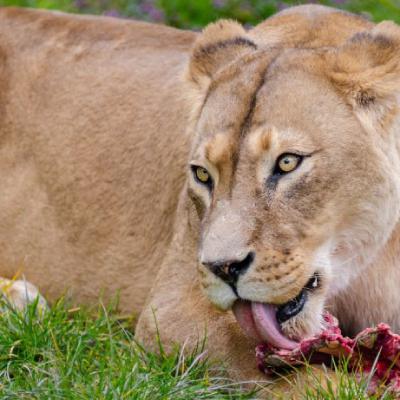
[184,9,400,348]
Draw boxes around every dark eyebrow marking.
[228,67,269,197]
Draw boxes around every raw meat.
[256,313,400,394]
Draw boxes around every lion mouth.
[232,274,319,350]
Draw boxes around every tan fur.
[0,6,195,313]
[2,4,400,397]
[248,128,273,159]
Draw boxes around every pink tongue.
[251,302,298,350]
[232,301,262,341]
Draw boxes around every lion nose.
[203,252,255,287]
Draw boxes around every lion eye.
[196,167,209,182]
[191,165,213,188]
[276,154,302,174]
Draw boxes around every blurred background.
[1,0,399,28]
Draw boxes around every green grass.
[0,298,395,399]
[0,298,258,399]
[1,0,399,27]
[300,361,396,400]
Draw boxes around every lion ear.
[328,21,400,132]
[186,19,257,93]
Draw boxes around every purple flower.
[103,9,121,18]
[148,8,165,22]
[139,2,165,22]
[213,0,226,9]
[277,2,289,11]
[74,0,87,10]
[140,3,154,13]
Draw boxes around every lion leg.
[0,278,47,311]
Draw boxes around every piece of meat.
[256,313,400,394]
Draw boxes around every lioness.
[1,3,400,392]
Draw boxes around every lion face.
[186,19,400,346]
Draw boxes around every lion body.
[0,7,195,313]
[1,5,400,392]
